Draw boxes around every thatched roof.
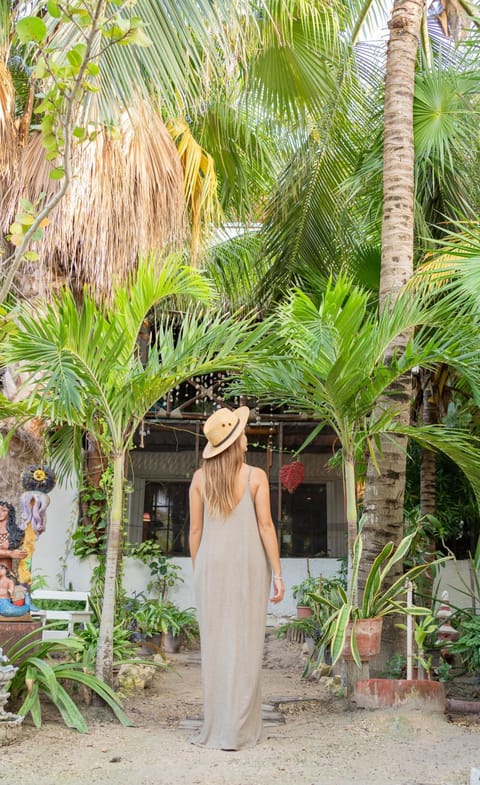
[0,61,16,185]
[1,101,187,301]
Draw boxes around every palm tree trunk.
[419,370,438,516]
[419,372,438,604]
[358,0,425,660]
[95,451,124,684]
[379,0,424,304]
[344,455,358,602]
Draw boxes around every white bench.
[30,590,92,640]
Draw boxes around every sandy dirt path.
[1,634,479,785]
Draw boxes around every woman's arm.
[252,467,285,604]
[7,577,15,598]
[188,469,204,569]
[0,547,28,560]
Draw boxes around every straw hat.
[202,406,250,459]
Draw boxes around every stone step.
[268,695,323,707]
[178,706,285,730]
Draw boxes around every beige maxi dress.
[192,468,271,750]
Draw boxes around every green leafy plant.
[73,466,124,559]
[135,600,198,641]
[278,570,347,676]
[434,658,453,683]
[307,522,452,667]
[413,613,438,678]
[398,613,439,679]
[4,628,134,732]
[380,653,407,679]
[75,622,140,673]
[275,614,320,643]
[126,540,183,600]
[292,575,324,610]
[449,616,480,673]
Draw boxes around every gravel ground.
[1,633,479,785]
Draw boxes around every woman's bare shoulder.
[190,468,204,488]
[248,465,267,486]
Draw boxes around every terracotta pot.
[296,606,313,619]
[354,678,446,712]
[341,617,383,661]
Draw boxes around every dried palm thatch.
[1,101,187,301]
[0,61,16,187]
[1,369,45,457]
[436,0,474,40]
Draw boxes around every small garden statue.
[0,646,23,742]
[0,502,28,574]
[435,590,459,659]
[0,563,30,618]
[17,465,56,585]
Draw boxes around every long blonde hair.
[202,436,245,519]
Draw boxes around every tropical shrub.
[134,599,198,641]
[306,525,452,667]
[449,616,480,673]
[4,628,134,732]
[126,540,183,600]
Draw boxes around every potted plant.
[135,600,198,653]
[307,522,452,669]
[354,610,447,712]
[292,561,347,619]
[292,575,321,618]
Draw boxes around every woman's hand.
[0,548,28,560]
[270,575,285,604]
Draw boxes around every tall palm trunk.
[359,0,425,656]
[418,370,439,604]
[95,451,124,683]
[419,372,437,517]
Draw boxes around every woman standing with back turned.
[189,406,285,750]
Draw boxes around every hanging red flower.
[279,461,305,494]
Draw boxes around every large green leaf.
[53,665,134,727]
[18,682,41,727]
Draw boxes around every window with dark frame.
[141,480,329,558]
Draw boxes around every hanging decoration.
[17,465,56,585]
[21,465,56,494]
[279,460,305,494]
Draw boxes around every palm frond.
[32,0,245,119]
[257,55,381,304]
[392,423,480,507]
[247,0,343,121]
[205,230,266,313]
[1,103,186,301]
[167,119,221,259]
[195,101,278,221]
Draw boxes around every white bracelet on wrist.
[273,575,283,581]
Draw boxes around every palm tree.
[0,0,267,506]
[229,0,480,605]
[355,0,426,610]
[3,257,262,683]
[359,0,480,604]
[237,275,480,589]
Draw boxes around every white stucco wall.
[31,484,79,588]
[433,559,476,611]
[30,484,477,616]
